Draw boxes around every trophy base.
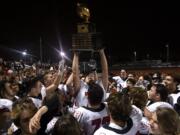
[72,32,102,51]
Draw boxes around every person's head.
[88,82,104,106]
[127,73,135,80]
[126,78,136,89]
[52,114,82,135]
[148,84,169,102]
[108,77,118,93]
[107,92,132,123]
[0,109,11,133]
[150,107,180,135]
[164,75,174,86]
[84,71,96,84]
[15,75,21,82]
[1,80,19,100]
[120,69,127,80]
[43,72,55,87]
[0,99,13,133]
[128,87,148,110]
[137,76,144,86]
[56,88,66,109]
[138,76,144,82]
[164,75,177,93]
[152,72,161,84]
[12,98,38,135]
[26,77,42,97]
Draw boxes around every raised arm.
[66,73,73,86]
[29,93,59,133]
[72,52,81,96]
[46,60,65,94]
[99,49,108,91]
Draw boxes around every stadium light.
[22,51,27,56]
[60,51,65,57]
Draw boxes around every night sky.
[0,1,180,63]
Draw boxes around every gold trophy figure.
[77,3,90,23]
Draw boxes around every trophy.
[72,3,102,51]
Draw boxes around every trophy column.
[72,3,102,72]
[72,3,102,52]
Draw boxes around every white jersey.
[45,116,59,134]
[94,105,142,135]
[58,84,68,94]
[146,102,173,113]
[75,80,106,107]
[29,97,42,109]
[9,123,18,133]
[27,86,46,109]
[138,117,150,134]
[0,99,13,111]
[112,76,127,90]
[40,85,46,100]
[74,103,110,135]
[74,80,89,107]
[168,92,180,105]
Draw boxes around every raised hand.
[58,59,65,72]
[29,112,41,133]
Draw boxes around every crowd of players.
[0,49,180,135]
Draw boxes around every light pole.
[166,44,169,62]
[22,50,27,63]
[146,54,150,60]
[40,37,43,62]
[134,51,137,62]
